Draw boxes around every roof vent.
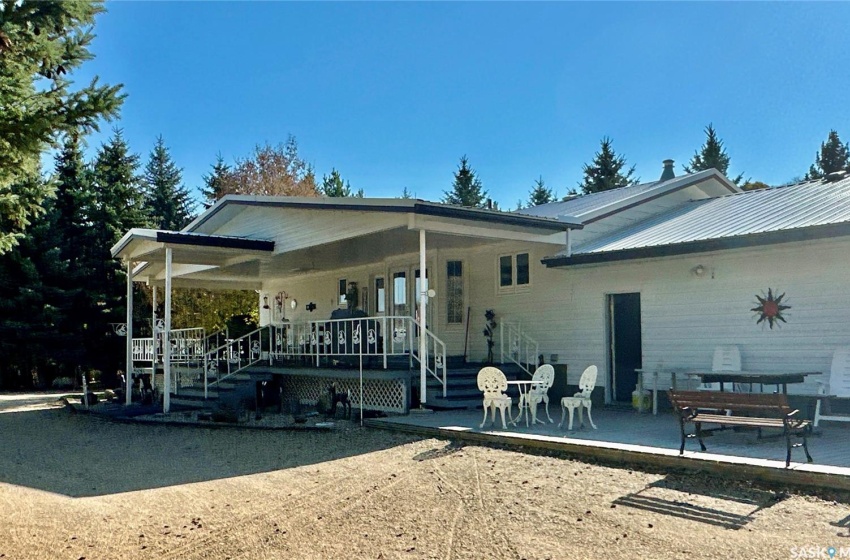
[660,159,675,181]
[826,170,848,183]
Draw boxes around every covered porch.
[111,196,581,413]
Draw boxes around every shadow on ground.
[0,408,416,498]
[612,474,787,530]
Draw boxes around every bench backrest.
[668,389,793,416]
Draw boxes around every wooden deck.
[367,407,850,490]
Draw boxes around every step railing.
[204,326,270,397]
[411,323,447,398]
[500,321,539,376]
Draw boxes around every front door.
[608,293,643,403]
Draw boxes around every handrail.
[204,326,269,397]
[412,323,448,398]
[500,321,539,376]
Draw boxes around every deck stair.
[425,357,526,409]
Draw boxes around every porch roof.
[113,196,581,289]
[111,229,275,290]
[186,195,583,234]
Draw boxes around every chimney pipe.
[660,159,675,182]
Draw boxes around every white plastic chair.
[525,364,555,424]
[477,367,513,429]
[814,347,850,427]
[559,365,598,430]
[699,345,741,391]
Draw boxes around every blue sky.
[75,2,850,206]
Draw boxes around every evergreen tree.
[527,176,555,206]
[805,130,850,180]
[320,168,363,197]
[52,138,95,271]
[202,154,231,208]
[399,186,413,199]
[443,156,487,207]
[0,0,123,254]
[684,124,744,184]
[578,138,638,194]
[86,130,149,375]
[143,136,194,230]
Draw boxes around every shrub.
[52,377,74,390]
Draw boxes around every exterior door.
[608,293,643,403]
[391,269,409,317]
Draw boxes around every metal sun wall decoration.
[751,288,791,329]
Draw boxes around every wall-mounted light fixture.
[691,264,706,278]
[262,295,270,309]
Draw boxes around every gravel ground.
[0,403,848,560]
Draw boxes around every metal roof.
[549,176,850,262]
[518,180,662,219]
[516,169,736,223]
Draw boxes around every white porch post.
[151,285,157,393]
[163,247,173,413]
[419,229,427,407]
[125,261,134,405]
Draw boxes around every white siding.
[256,228,850,401]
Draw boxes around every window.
[446,261,463,324]
[497,252,531,292]
[338,279,347,306]
[375,277,386,314]
[393,272,407,306]
[499,255,513,287]
[516,253,529,286]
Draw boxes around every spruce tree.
[399,186,413,199]
[143,136,194,230]
[87,130,149,375]
[320,168,364,197]
[684,124,744,184]
[0,0,123,254]
[202,154,231,208]
[527,176,555,206]
[443,156,487,208]
[578,138,638,194]
[805,130,850,180]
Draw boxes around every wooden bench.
[667,389,813,467]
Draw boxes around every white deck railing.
[500,321,539,376]
[269,315,447,396]
[133,315,450,400]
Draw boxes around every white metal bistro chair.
[814,347,850,427]
[477,367,513,429]
[525,364,555,424]
[559,365,598,430]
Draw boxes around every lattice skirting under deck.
[282,375,408,413]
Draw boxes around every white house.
[111,162,850,414]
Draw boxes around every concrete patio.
[367,405,850,491]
